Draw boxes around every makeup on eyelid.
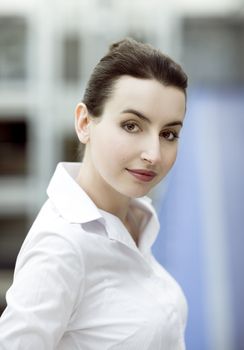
[121,120,180,141]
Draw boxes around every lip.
[126,168,157,182]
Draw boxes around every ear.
[75,103,91,144]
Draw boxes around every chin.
[121,187,152,199]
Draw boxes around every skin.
[75,76,186,244]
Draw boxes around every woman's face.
[79,76,186,199]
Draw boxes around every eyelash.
[160,130,179,142]
[122,122,140,133]
[121,121,179,142]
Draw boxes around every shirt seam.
[62,231,86,313]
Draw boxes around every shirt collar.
[99,209,138,250]
[100,197,160,254]
[47,162,102,223]
[133,197,160,254]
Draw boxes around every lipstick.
[126,169,157,182]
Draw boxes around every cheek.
[91,134,129,166]
[164,147,178,171]
[109,143,131,165]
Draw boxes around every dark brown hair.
[83,37,188,117]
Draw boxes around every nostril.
[141,149,161,165]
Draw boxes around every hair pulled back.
[83,38,188,117]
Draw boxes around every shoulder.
[27,199,84,244]
[15,200,86,273]
[16,198,108,273]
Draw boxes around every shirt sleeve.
[0,230,85,350]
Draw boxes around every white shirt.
[0,163,187,350]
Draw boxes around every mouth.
[126,168,157,182]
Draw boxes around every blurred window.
[62,35,81,83]
[0,16,27,81]
[0,118,28,176]
[182,17,244,85]
[0,214,29,269]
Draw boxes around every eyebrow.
[121,108,183,127]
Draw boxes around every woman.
[0,38,188,349]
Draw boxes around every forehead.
[104,76,186,120]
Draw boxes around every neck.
[76,162,131,224]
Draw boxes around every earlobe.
[75,103,91,144]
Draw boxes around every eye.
[122,122,140,133]
[160,130,179,141]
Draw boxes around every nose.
[140,137,162,165]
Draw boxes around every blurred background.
[0,0,243,349]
